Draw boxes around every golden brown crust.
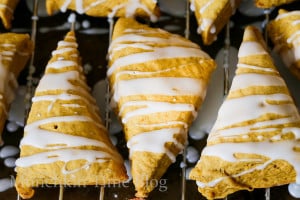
[46,0,160,21]
[190,156,296,199]
[108,17,216,197]
[190,0,241,45]
[0,33,33,76]
[189,26,300,199]
[255,0,297,8]
[0,33,33,142]
[0,0,19,29]
[131,152,173,198]
[267,9,300,80]
[15,31,127,199]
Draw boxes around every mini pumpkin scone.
[107,17,216,198]
[255,0,297,8]
[189,0,242,45]
[15,31,128,199]
[0,33,33,144]
[189,25,300,199]
[0,0,19,29]
[267,9,300,79]
[46,0,159,22]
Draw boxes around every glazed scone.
[189,0,241,45]
[189,26,300,199]
[0,0,19,29]
[107,17,216,198]
[46,0,159,22]
[0,33,33,144]
[255,0,297,8]
[15,31,128,199]
[267,9,300,79]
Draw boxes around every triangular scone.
[255,0,297,8]
[15,31,128,199]
[46,0,159,22]
[189,0,241,45]
[267,9,300,80]
[190,25,300,199]
[0,33,33,144]
[107,17,216,197]
[0,0,19,29]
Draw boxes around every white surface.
[92,80,123,135]
[186,146,199,163]
[189,46,238,140]
[0,178,13,192]
[289,183,300,198]
[4,157,16,168]
[8,86,27,127]
[124,160,132,182]
[159,0,187,17]
[0,145,19,159]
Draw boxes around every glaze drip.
[108,18,215,162]
[194,26,300,190]
[16,32,123,174]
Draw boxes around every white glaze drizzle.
[107,46,209,76]
[108,23,213,162]
[127,128,187,162]
[112,77,206,103]
[58,0,158,22]
[16,149,118,174]
[16,32,120,173]
[238,41,267,57]
[237,63,277,72]
[275,11,300,21]
[210,94,299,136]
[119,101,197,123]
[199,140,300,187]
[32,93,100,121]
[230,73,285,91]
[197,27,300,188]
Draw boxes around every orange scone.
[107,17,216,198]
[189,0,241,45]
[0,0,19,29]
[15,31,127,199]
[267,9,300,79]
[189,25,300,199]
[0,33,33,144]
[255,0,297,8]
[46,0,159,22]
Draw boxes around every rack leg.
[223,23,230,97]
[99,186,105,200]
[181,148,187,200]
[25,0,39,119]
[263,9,272,200]
[98,16,115,200]
[265,188,270,200]
[184,0,190,39]
[180,1,191,200]
[263,8,272,45]
[58,185,64,200]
